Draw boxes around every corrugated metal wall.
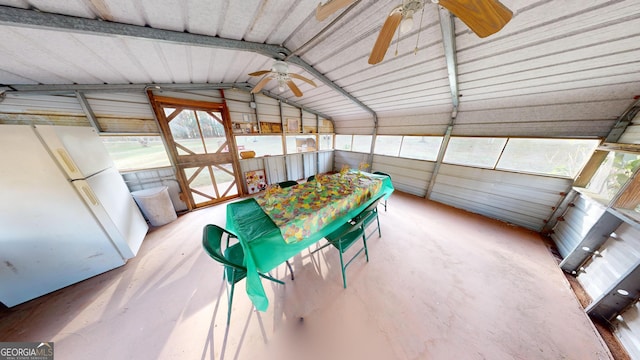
[577,223,640,303]
[372,155,434,197]
[1,88,335,201]
[334,150,368,173]
[618,111,640,144]
[122,167,186,212]
[430,164,572,231]
[551,194,609,258]
[615,302,640,359]
[0,93,88,126]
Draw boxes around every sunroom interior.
[1,1,640,359]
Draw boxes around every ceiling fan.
[316,0,513,64]
[248,60,317,97]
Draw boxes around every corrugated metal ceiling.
[0,0,639,137]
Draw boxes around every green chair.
[353,194,383,241]
[313,195,383,288]
[373,171,391,212]
[202,224,287,325]
[324,216,369,288]
[278,180,298,188]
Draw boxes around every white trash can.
[131,186,177,227]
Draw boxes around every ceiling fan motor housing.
[271,61,289,75]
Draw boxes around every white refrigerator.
[0,125,148,307]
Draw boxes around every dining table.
[225,170,394,311]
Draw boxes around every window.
[374,135,443,161]
[497,138,599,178]
[374,136,402,156]
[101,136,171,171]
[400,136,442,161]
[235,135,283,157]
[286,135,317,153]
[335,135,352,151]
[352,135,372,153]
[319,134,333,150]
[586,152,640,203]
[443,137,507,168]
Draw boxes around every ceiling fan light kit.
[248,60,317,97]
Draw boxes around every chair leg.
[361,233,369,262]
[227,275,236,325]
[259,272,285,285]
[376,216,381,238]
[338,243,347,289]
[285,260,295,281]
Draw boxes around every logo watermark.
[0,342,53,360]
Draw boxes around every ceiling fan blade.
[437,0,513,38]
[368,6,403,65]
[289,73,317,88]
[248,70,271,77]
[316,0,357,21]
[251,76,272,94]
[286,80,303,97]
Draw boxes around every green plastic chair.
[353,194,383,241]
[373,171,391,212]
[278,180,298,188]
[202,224,286,325]
[312,195,383,288]
[324,215,370,288]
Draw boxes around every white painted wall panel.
[264,156,286,184]
[577,223,640,301]
[255,94,281,124]
[286,153,304,181]
[550,194,608,258]
[334,150,368,173]
[0,93,83,115]
[430,164,571,231]
[619,111,640,144]
[372,155,434,197]
[317,151,334,174]
[303,152,316,179]
[614,302,640,360]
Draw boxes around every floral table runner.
[255,172,382,244]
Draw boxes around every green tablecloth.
[225,172,394,311]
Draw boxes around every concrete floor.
[0,191,613,359]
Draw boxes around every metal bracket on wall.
[558,209,623,273]
[586,259,640,324]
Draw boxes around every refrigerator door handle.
[81,185,99,206]
[57,148,78,174]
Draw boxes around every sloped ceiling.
[0,0,639,137]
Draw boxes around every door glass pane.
[184,164,238,205]
[163,107,176,117]
[197,111,228,153]
[184,167,215,204]
[213,163,238,197]
[169,110,205,155]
